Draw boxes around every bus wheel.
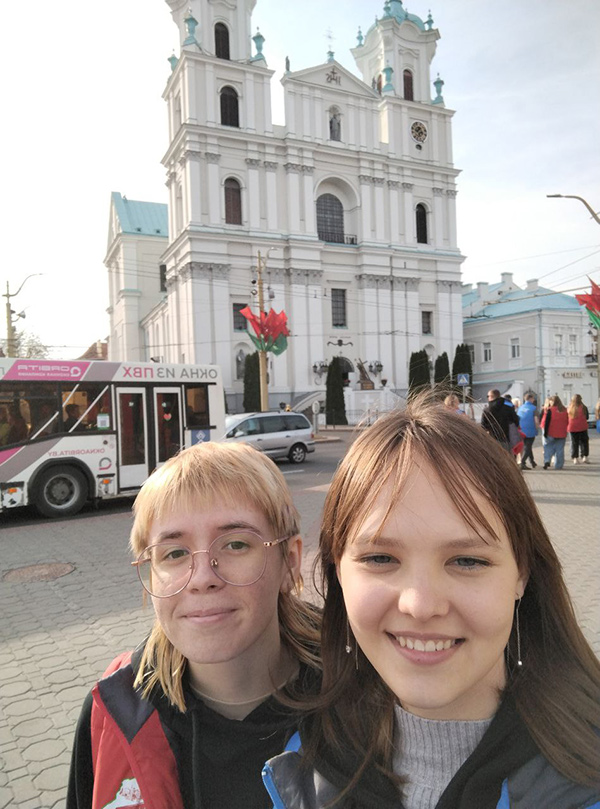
[34,465,88,518]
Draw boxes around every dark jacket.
[262,699,600,809]
[481,397,519,443]
[67,646,315,809]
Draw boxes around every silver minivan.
[222,411,315,463]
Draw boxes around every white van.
[223,411,315,463]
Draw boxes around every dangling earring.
[515,597,523,668]
[345,621,359,670]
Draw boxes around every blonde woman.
[68,442,319,809]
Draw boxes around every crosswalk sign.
[457,373,470,386]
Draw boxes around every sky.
[1,0,599,359]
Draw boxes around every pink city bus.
[0,358,225,517]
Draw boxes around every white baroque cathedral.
[106,0,464,410]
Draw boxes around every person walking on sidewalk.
[541,395,568,470]
[67,442,320,809]
[517,394,539,470]
[567,394,590,464]
[481,389,520,452]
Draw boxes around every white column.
[205,63,216,125]
[378,280,393,379]
[212,267,232,386]
[206,154,221,225]
[285,164,301,233]
[246,158,261,229]
[308,272,324,382]
[387,181,400,244]
[263,78,273,134]
[433,187,444,247]
[302,167,315,235]
[244,75,256,131]
[265,162,278,231]
[374,179,385,242]
[191,267,213,364]
[347,102,356,147]
[446,190,458,249]
[285,89,296,135]
[289,271,309,390]
[450,282,463,350]
[302,93,311,141]
[359,175,372,240]
[314,91,323,141]
[403,183,414,244]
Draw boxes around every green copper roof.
[112,192,168,237]
[464,285,582,323]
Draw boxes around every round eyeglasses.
[132,531,290,598]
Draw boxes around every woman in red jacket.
[541,395,568,470]
[567,394,590,464]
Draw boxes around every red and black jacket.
[89,651,183,809]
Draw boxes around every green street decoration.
[575,278,600,329]
[239,307,290,355]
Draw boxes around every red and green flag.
[575,278,600,329]
[239,306,290,355]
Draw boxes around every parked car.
[222,411,315,463]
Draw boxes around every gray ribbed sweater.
[393,705,493,809]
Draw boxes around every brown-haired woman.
[263,396,600,808]
[68,442,319,809]
[567,394,590,464]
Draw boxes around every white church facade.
[106,0,464,410]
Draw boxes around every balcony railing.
[584,353,598,365]
[318,230,358,245]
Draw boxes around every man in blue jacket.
[517,394,540,470]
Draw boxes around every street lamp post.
[546,194,600,225]
[3,275,43,357]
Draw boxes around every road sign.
[457,373,470,386]
[312,401,321,415]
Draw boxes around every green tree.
[242,352,260,412]
[325,357,347,425]
[408,350,431,396]
[433,352,450,386]
[452,343,473,388]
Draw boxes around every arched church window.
[416,203,428,244]
[329,108,342,142]
[224,178,242,225]
[403,69,414,101]
[220,86,239,127]
[215,23,230,60]
[317,194,345,243]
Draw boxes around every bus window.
[61,385,112,433]
[0,382,60,444]
[185,385,209,428]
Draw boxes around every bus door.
[116,388,148,488]
[153,388,183,467]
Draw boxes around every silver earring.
[345,620,352,655]
[345,621,359,670]
[515,597,523,668]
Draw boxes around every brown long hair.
[306,393,600,793]
[130,441,320,711]
[550,394,566,412]
[568,393,584,419]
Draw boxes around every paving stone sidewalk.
[0,434,598,808]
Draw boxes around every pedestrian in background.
[67,442,320,809]
[481,389,519,451]
[567,394,590,464]
[541,395,568,470]
[517,394,539,470]
[263,397,600,808]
